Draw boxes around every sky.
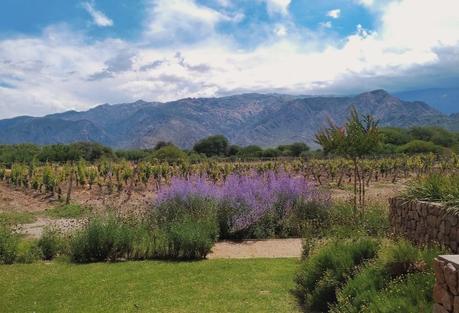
[0,0,458,118]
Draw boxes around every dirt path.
[208,239,303,259]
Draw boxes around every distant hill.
[0,90,457,149]
[395,88,459,114]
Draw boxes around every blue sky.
[0,0,458,118]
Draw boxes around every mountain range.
[0,90,458,149]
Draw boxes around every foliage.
[0,226,18,264]
[315,107,381,210]
[193,135,229,157]
[295,238,379,312]
[331,240,442,313]
[396,140,443,154]
[156,171,330,239]
[15,240,42,263]
[150,145,188,163]
[404,173,459,207]
[154,196,219,259]
[38,228,63,260]
[69,216,135,263]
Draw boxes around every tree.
[193,135,229,157]
[315,107,381,212]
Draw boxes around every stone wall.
[389,198,459,253]
[433,256,459,313]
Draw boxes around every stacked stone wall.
[433,256,459,313]
[389,198,459,252]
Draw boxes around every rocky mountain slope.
[0,90,456,148]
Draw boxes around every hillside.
[0,90,456,148]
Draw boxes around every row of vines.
[1,153,458,201]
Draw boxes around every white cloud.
[82,2,114,27]
[262,0,291,16]
[320,21,332,29]
[1,0,459,119]
[144,0,241,43]
[326,9,341,19]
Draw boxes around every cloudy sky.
[0,0,458,118]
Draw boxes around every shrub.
[361,272,434,313]
[155,171,330,239]
[69,216,134,263]
[404,173,459,207]
[295,238,379,312]
[15,240,42,263]
[332,240,442,313]
[0,226,18,264]
[396,140,443,154]
[38,228,62,260]
[325,203,390,239]
[154,196,219,259]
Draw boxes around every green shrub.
[167,218,218,259]
[404,173,459,207]
[396,140,443,154]
[154,196,219,259]
[69,216,134,263]
[361,272,434,313]
[38,228,62,260]
[314,203,389,240]
[332,240,442,313]
[15,240,42,263]
[0,226,18,264]
[295,238,379,312]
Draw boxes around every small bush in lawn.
[295,237,379,312]
[38,228,62,260]
[69,216,134,263]
[331,239,442,313]
[16,240,42,263]
[0,226,18,264]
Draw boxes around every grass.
[0,258,300,313]
[0,211,36,226]
[45,204,92,219]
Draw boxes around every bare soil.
[208,239,303,259]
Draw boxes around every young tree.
[315,107,381,212]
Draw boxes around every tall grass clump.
[69,216,135,263]
[404,173,459,208]
[0,226,18,264]
[153,196,219,259]
[294,238,379,312]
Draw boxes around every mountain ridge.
[0,90,457,149]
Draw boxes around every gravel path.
[208,239,303,259]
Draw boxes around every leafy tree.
[237,145,263,158]
[151,145,187,163]
[396,140,443,154]
[193,135,229,157]
[315,107,381,211]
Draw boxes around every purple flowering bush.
[155,171,330,239]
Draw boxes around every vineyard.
[1,153,458,204]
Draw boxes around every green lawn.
[0,258,300,313]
